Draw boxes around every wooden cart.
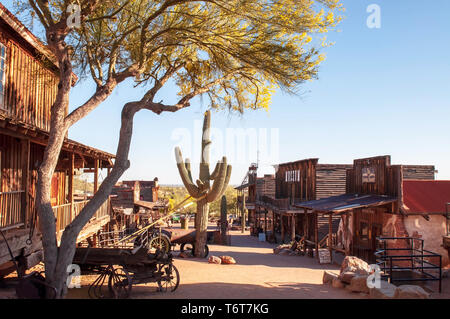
[73,246,179,299]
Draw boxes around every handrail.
[375,236,442,293]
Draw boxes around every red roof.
[403,180,450,214]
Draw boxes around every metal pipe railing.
[375,237,442,293]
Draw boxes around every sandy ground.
[68,229,365,299]
[1,226,449,299]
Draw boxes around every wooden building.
[0,4,114,278]
[294,155,440,265]
[255,159,352,244]
[110,179,168,231]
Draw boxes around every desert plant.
[175,110,231,256]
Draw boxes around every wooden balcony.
[0,191,24,230]
[52,198,111,243]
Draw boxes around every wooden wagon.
[73,246,179,299]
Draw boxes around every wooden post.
[329,213,333,263]
[94,159,99,194]
[68,153,74,220]
[315,211,319,261]
[303,208,308,254]
[242,190,246,233]
[264,210,268,234]
[280,213,285,243]
[291,214,296,241]
[20,139,30,226]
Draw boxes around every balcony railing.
[256,195,290,210]
[53,198,110,234]
[0,191,24,229]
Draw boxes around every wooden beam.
[94,159,99,194]
[280,213,285,243]
[68,153,74,220]
[315,211,319,261]
[329,213,333,263]
[20,139,30,226]
[291,214,296,241]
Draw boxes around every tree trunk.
[195,198,209,257]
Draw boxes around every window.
[0,43,6,109]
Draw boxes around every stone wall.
[404,215,449,266]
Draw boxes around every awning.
[235,183,251,191]
[293,193,397,214]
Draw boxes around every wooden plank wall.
[402,165,435,180]
[315,164,352,199]
[0,25,59,132]
[0,134,22,192]
[351,156,391,195]
[275,159,317,201]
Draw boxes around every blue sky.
[4,0,450,185]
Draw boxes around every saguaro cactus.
[175,110,232,257]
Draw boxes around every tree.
[19,0,342,297]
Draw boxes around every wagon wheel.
[180,243,209,258]
[107,266,132,299]
[157,263,180,292]
[148,235,171,253]
[88,266,111,299]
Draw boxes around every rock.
[395,285,430,299]
[339,271,356,284]
[208,256,222,264]
[369,281,398,299]
[347,275,370,294]
[179,252,189,258]
[340,256,371,275]
[332,278,345,289]
[220,256,236,264]
[323,271,339,284]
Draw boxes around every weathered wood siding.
[276,159,318,201]
[402,165,435,180]
[0,23,59,132]
[315,164,352,199]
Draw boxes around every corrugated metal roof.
[403,180,450,214]
[294,193,397,213]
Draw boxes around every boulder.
[332,278,345,289]
[340,256,371,275]
[208,256,222,264]
[220,256,237,264]
[395,285,430,299]
[347,275,370,294]
[339,271,356,284]
[369,281,398,299]
[323,271,339,285]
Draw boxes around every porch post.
[329,213,333,263]
[303,208,307,254]
[68,153,74,220]
[94,159,99,194]
[20,139,30,226]
[291,214,296,241]
[280,212,285,243]
[315,211,319,261]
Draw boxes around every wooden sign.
[362,167,376,183]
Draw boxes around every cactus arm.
[217,165,232,199]
[185,158,192,182]
[206,159,228,202]
[210,161,221,180]
[175,147,201,197]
